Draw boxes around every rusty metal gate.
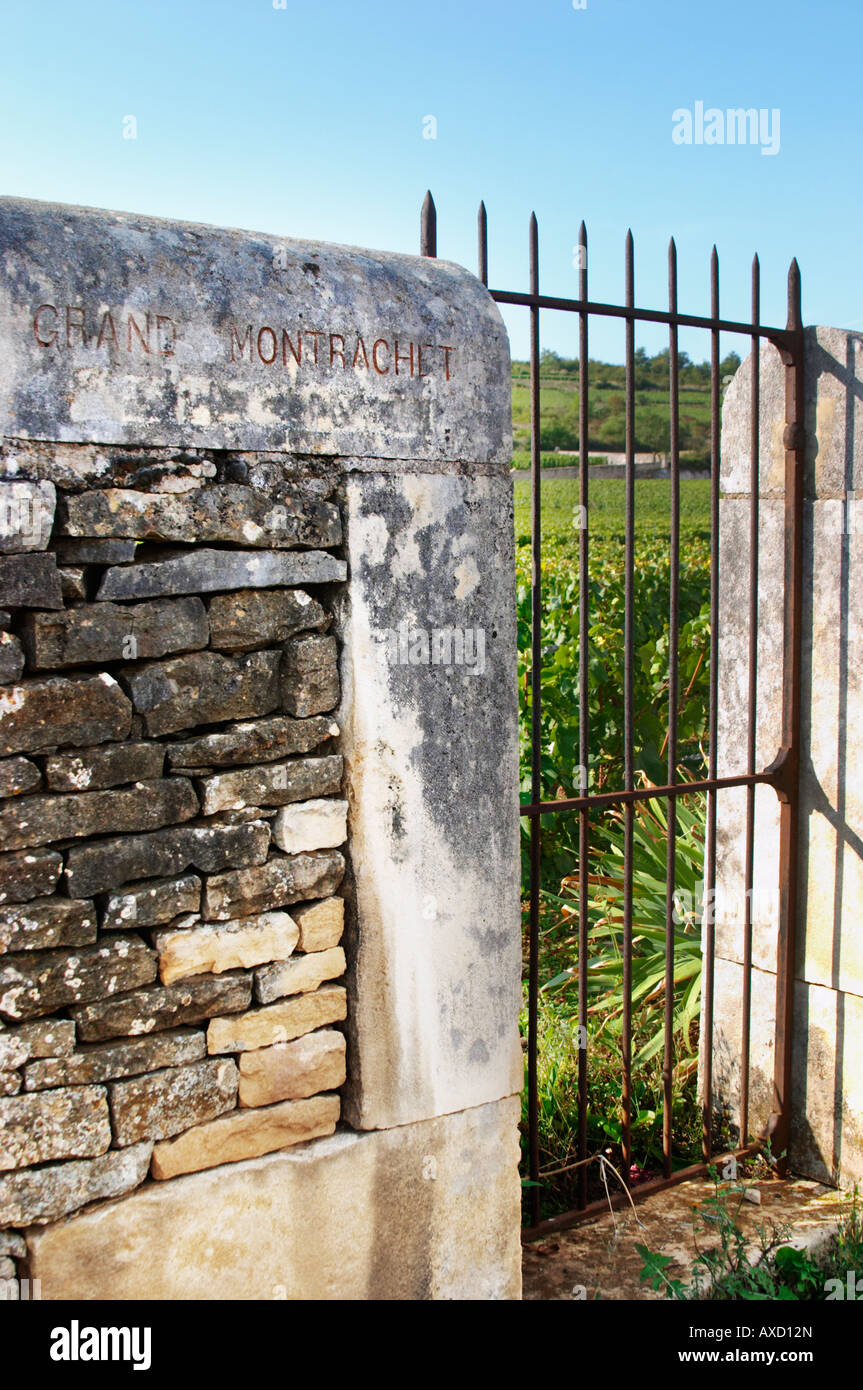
[419,192,804,1238]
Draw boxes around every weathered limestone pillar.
[0,197,522,1299]
[712,327,863,1187]
[340,470,522,1129]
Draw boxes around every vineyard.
[514,474,714,1217]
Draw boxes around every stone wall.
[710,327,863,1187]
[0,443,350,1285]
[0,197,522,1300]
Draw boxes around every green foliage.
[521,988,702,1221]
[687,1177,801,1300]
[516,477,712,1219]
[636,1244,688,1298]
[547,792,706,1069]
[522,794,706,1221]
[509,346,728,462]
[539,417,580,451]
[514,498,711,887]
[637,1173,863,1301]
[635,406,669,459]
[512,475,711,543]
[772,1246,825,1299]
[516,346,742,392]
[511,450,609,471]
[834,1187,863,1271]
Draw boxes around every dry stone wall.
[0,444,349,1258]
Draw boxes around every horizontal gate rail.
[419,192,804,1239]
[488,288,794,348]
[521,767,785,818]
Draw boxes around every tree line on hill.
[512,346,743,389]
[512,348,743,461]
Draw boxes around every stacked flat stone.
[0,455,349,1240]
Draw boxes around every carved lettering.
[282,329,302,366]
[372,338,390,374]
[37,305,176,355]
[127,312,151,354]
[96,311,119,351]
[353,336,369,369]
[66,306,87,347]
[257,326,278,364]
[33,304,58,347]
[230,323,253,361]
[304,330,323,364]
[27,303,457,381]
[394,340,414,376]
[227,324,451,379]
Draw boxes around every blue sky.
[0,0,858,361]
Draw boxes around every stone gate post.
[711,327,863,1187]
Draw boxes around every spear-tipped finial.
[625,229,634,306]
[668,237,678,307]
[421,191,437,258]
[787,257,802,332]
[478,201,488,286]
[578,220,587,292]
[529,212,539,295]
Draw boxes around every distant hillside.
[509,348,741,465]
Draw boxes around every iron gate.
[419,192,804,1237]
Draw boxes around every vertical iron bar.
[740,258,761,1146]
[702,247,720,1163]
[663,239,680,1179]
[421,191,437,258]
[478,202,488,287]
[772,261,805,1174]
[577,221,589,1210]
[528,212,543,1226]
[622,229,635,1178]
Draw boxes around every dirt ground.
[521,1176,848,1300]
